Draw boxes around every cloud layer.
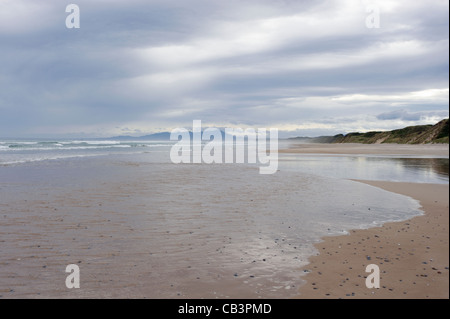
[0,0,448,137]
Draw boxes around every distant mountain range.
[110,132,172,140]
[109,119,449,144]
[110,129,253,141]
[289,119,449,144]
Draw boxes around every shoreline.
[279,142,449,156]
[1,144,447,298]
[296,181,449,299]
[283,143,449,298]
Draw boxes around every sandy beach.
[280,142,449,157]
[7,154,418,299]
[297,181,449,298]
[1,0,448,303]
[0,143,447,299]
[293,144,449,299]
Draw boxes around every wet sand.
[8,157,414,299]
[1,144,448,299]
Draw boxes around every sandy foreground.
[297,181,449,299]
[292,143,449,299]
[0,144,447,299]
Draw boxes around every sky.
[0,0,448,138]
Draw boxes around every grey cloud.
[0,0,448,137]
[376,110,421,121]
[376,110,449,121]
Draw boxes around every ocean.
[0,138,448,298]
[0,139,171,166]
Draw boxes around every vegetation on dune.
[290,119,449,144]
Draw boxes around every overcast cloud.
[0,0,448,137]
